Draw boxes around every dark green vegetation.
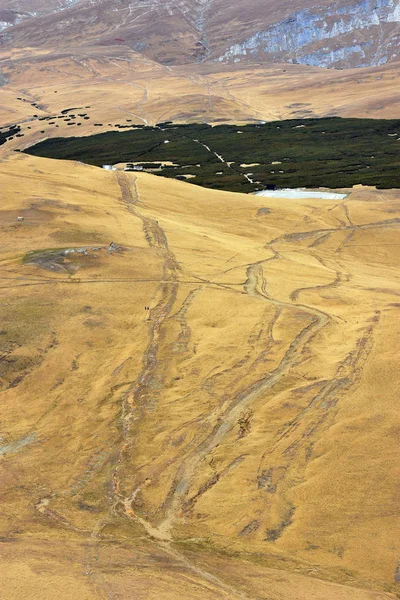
[24,118,400,193]
[0,125,21,145]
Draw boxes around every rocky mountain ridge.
[217,0,400,68]
[0,0,399,68]
[0,0,82,33]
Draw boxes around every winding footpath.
[109,172,338,599]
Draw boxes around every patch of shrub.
[24,117,400,192]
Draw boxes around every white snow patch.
[255,189,348,200]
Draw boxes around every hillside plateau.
[0,0,400,598]
[0,152,400,598]
[0,46,399,150]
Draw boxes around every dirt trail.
[151,259,330,541]
[271,217,400,245]
[107,180,383,599]
[113,171,179,427]
[110,179,330,552]
[192,138,254,185]
[112,173,257,599]
[0,432,36,456]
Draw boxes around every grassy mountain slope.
[1,152,400,598]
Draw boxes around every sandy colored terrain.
[1,3,399,598]
[0,151,399,598]
[0,46,399,147]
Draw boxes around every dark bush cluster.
[24,117,400,192]
[0,125,21,146]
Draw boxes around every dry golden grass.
[0,46,399,150]
[0,152,399,598]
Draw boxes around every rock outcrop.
[217,0,400,68]
[0,0,399,68]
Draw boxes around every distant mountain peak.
[0,0,399,68]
